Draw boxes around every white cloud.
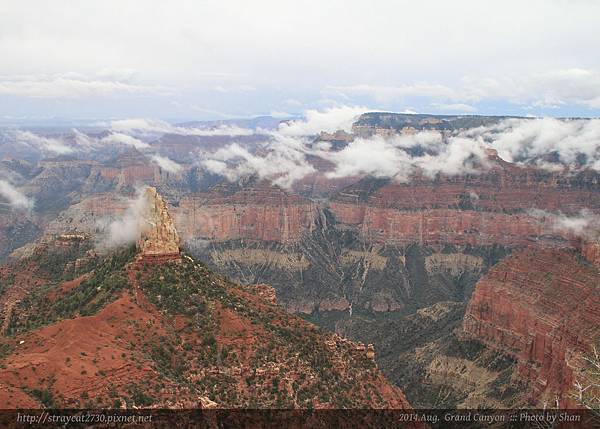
[12,129,154,155]
[465,118,600,168]
[322,136,414,180]
[0,74,169,98]
[100,133,150,150]
[0,1,599,117]
[98,190,148,249]
[430,103,477,113]
[456,69,600,110]
[325,69,600,113]
[324,84,459,104]
[320,133,488,180]
[200,107,492,187]
[110,118,255,136]
[14,130,74,155]
[151,154,182,173]
[201,137,315,189]
[199,109,600,188]
[0,180,34,210]
[277,106,369,136]
[529,209,600,241]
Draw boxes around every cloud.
[320,133,488,180]
[465,117,600,168]
[463,68,600,109]
[14,130,74,155]
[151,154,182,173]
[325,69,600,113]
[199,109,600,189]
[0,73,170,98]
[201,138,315,188]
[321,136,414,180]
[277,106,369,136]
[430,103,477,113]
[324,84,459,104]
[0,180,34,210]
[200,107,491,188]
[98,190,148,250]
[12,128,154,156]
[110,118,255,136]
[529,209,600,241]
[100,133,150,150]
[0,2,599,118]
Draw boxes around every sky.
[1,0,599,122]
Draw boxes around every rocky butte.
[136,187,181,263]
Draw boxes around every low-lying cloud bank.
[10,127,182,173]
[277,106,369,136]
[198,111,600,189]
[12,128,149,155]
[0,180,34,210]
[320,134,489,180]
[197,108,455,186]
[110,118,255,137]
[151,154,182,173]
[8,108,600,191]
[14,130,75,155]
[466,118,600,169]
[530,209,600,241]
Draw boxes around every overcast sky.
[1,0,599,121]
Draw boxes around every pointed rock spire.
[136,187,181,260]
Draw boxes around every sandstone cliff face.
[136,187,180,259]
[329,204,550,247]
[463,248,600,406]
[332,171,600,214]
[174,185,317,243]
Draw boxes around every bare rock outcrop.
[136,187,181,261]
[463,248,600,406]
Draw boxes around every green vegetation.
[135,255,383,408]
[6,245,136,335]
[35,239,96,281]
[27,388,55,408]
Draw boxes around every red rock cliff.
[463,248,600,406]
[329,204,551,246]
[174,186,317,243]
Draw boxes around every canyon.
[1,113,599,409]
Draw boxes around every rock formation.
[463,248,600,406]
[136,187,181,261]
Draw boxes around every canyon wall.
[174,187,317,243]
[463,248,600,405]
[329,204,549,247]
